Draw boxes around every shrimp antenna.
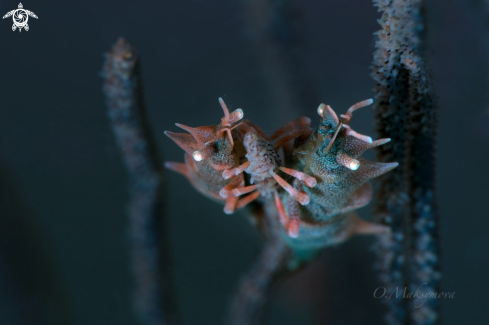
[341,98,373,123]
[218,97,244,149]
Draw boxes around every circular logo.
[13,9,27,27]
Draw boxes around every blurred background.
[0,0,488,324]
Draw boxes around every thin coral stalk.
[102,38,179,325]
[371,1,440,324]
[228,202,292,325]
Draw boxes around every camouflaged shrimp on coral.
[283,99,398,261]
[164,98,247,214]
[165,97,398,263]
[219,115,317,224]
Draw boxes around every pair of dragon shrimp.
[165,98,398,257]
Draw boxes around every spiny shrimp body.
[165,98,398,261]
[164,98,246,212]
[284,99,398,259]
[220,121,317,236]
[243,131,282,197]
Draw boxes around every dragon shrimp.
[219,117,317,234]
[164,98,246,213]
[165,97,399,263]
[284,99,398,259]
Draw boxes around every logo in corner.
[3,3,37,32]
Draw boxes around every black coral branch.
[102,38,179,325]
[371,0,440,324]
